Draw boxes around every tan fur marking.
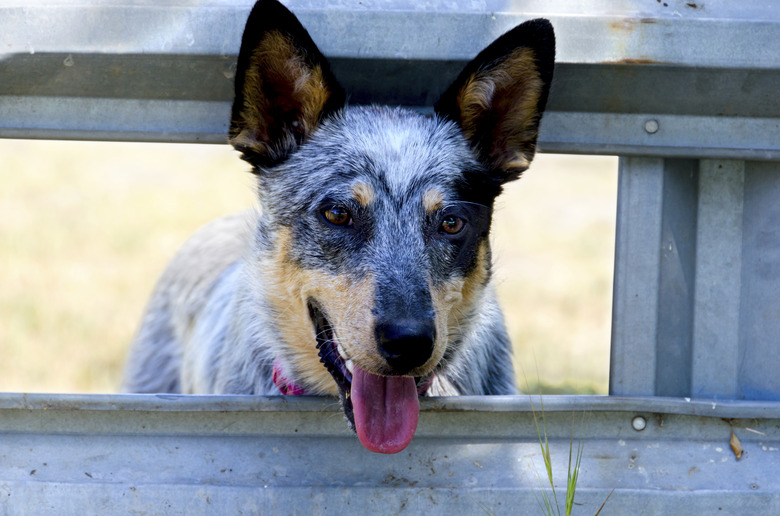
[456,47,543,174]
[260,229,377,394]
[351,182,376,207]
[422,188,445,213]
[230,32,332,159]
[430,242,491,365]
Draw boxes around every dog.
[123,0,555,454]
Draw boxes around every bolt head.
[644,119,660,134]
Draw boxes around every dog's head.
[229,0,554,453]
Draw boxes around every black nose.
[375,319,436,374]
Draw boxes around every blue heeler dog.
[123,0,555,454]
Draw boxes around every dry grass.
[0,139,616,394]
[494,153,617,394]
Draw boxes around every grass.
[531,396,585,516]
[0,139,255,392]
[0,139,617,394]
[526,372,613,516]
[493,153,617,395]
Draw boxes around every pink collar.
[272,359,308,395]
[272,359,435,396]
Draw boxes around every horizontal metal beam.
[541,112,780,161]
[4,1,779,67]
[4,391,780,419]
[1,1,779,159]
[0,393,778,514]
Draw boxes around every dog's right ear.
[229,0,346,168]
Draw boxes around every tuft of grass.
[527,385,611,516]
[564,410,586,515]
[523,357,586,516]
[530,393,584,516]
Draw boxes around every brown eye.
[440,215,464,235]
[323,206,352,226]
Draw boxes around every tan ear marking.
[230,31,336,163]
[455,47,543,174]
[457,74,496,140]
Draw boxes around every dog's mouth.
[308,301,430,454]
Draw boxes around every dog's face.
[230,0,554,454]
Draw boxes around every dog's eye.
[322,205,353,227]
[439,215,465,235]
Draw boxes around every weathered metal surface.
[610,158,780,401]
[1,1,779,158]
[0,394,779,515]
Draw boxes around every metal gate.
[1,1,779,514]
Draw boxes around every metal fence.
[1,1,779,514]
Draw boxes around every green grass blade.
[564,409,585,516]
[530,386,560,515]
[594,488,616,516]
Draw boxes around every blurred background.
[0,139,617,395]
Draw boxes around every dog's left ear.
[229,0,346,168]
[435,19,555,183]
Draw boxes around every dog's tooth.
[337,344,349,360]
[345,359,354,374]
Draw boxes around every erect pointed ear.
[434,19,555,183]
[229,0,346,168]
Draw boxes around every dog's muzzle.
[308,301,435,454]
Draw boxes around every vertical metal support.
[691,160,744,399]
[612,158,780,401]
[655,159,699,396]
[611,157,699,397]
[610,157,664,396]
[736,161,780,400]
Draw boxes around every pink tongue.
[351,364,419,454]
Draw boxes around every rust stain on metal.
[609,20,635,32]
[609,17,657,32]
[603,58,662,65]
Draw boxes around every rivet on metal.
[644,119,660,134]
[632,416,647,431]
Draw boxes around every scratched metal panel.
[0,394,779,515]
[1,1,779,158]
[611,158,780,401]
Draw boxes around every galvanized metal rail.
[2,1,779,159]
[1,1,779,514]
[1,393,778,514]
